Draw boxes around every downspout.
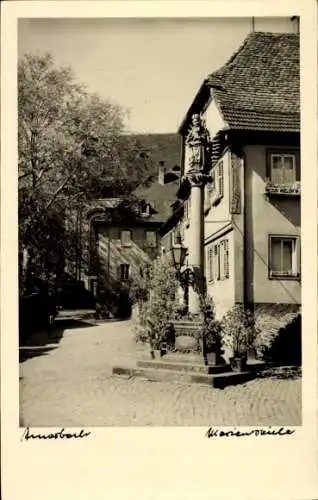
[180,134,185,179]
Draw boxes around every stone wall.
[253,302,301,360]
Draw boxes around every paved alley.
[20,318,301,427]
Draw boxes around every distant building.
[64,133,181,316]
[161,32,301,336]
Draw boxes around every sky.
[18,17,296,134]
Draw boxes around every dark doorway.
[117,291,131,319]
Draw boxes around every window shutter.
[208,247,213,282]
[214,244,219,280]
[224,239,229,278]
[218,161,224,198]
[296,237,301,276]
[219,241,225,280]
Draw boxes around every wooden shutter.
[218,161,224,198]
[219,241,225,280]
[214,244,219,280]
[208,247,213,282]
[224,239,229,278]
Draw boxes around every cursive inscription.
[205,427,295,438]
[21,427,91,441]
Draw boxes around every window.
[145,231,157,248]
[210,160,224,205]
[269,236,300,278]
[119,263,130,281]
[121,230,132,247]
[140,201,150,216]
[269,154,296,184]
[207,238,230,282]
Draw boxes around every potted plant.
[200,296,222,366]
[230,325,248,371]
[162,322,175,354]
[221,305,255,372]
[203,329,222,365]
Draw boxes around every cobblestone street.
[20,318,301,427]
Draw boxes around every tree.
[132,257,179,349]
[18,53,154,294]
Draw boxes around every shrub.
[131,257,179,348]
[221,305,257,358]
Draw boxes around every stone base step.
[162,352,208,365]
[112,365,257,389]
[137,358,229,375]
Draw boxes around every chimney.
[158,160,165,185]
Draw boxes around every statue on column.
[186,114,210,171]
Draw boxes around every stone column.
[183,114,210,315]
[187,174,204,314]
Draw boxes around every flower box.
[264,179,301,196]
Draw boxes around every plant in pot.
[221,305,255,372]
[146,317,161,359]
[203,328,222,366]
[161,322,175,354]
[200,296,222,365]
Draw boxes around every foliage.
[132,257,179,348]
[221,305,257,357]
[200,295,222,352]
[171,305,199,324]
[129,263,151,306]
[18,52,154,294]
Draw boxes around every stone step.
[137,359,229,375]
[112,365,256,389]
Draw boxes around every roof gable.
[180,32,300,134]
[208,32,300,132]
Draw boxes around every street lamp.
[170,231,187,275]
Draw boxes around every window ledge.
[269,271,300,281]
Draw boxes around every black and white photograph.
[17,15,303,428]
[2,2,318,499]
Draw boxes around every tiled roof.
[84,198,122,217]
[129,133,181,223]
[133,180,180,223]
[207,32,300,132]
[85,133,181,224]
[126,133,182,175]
